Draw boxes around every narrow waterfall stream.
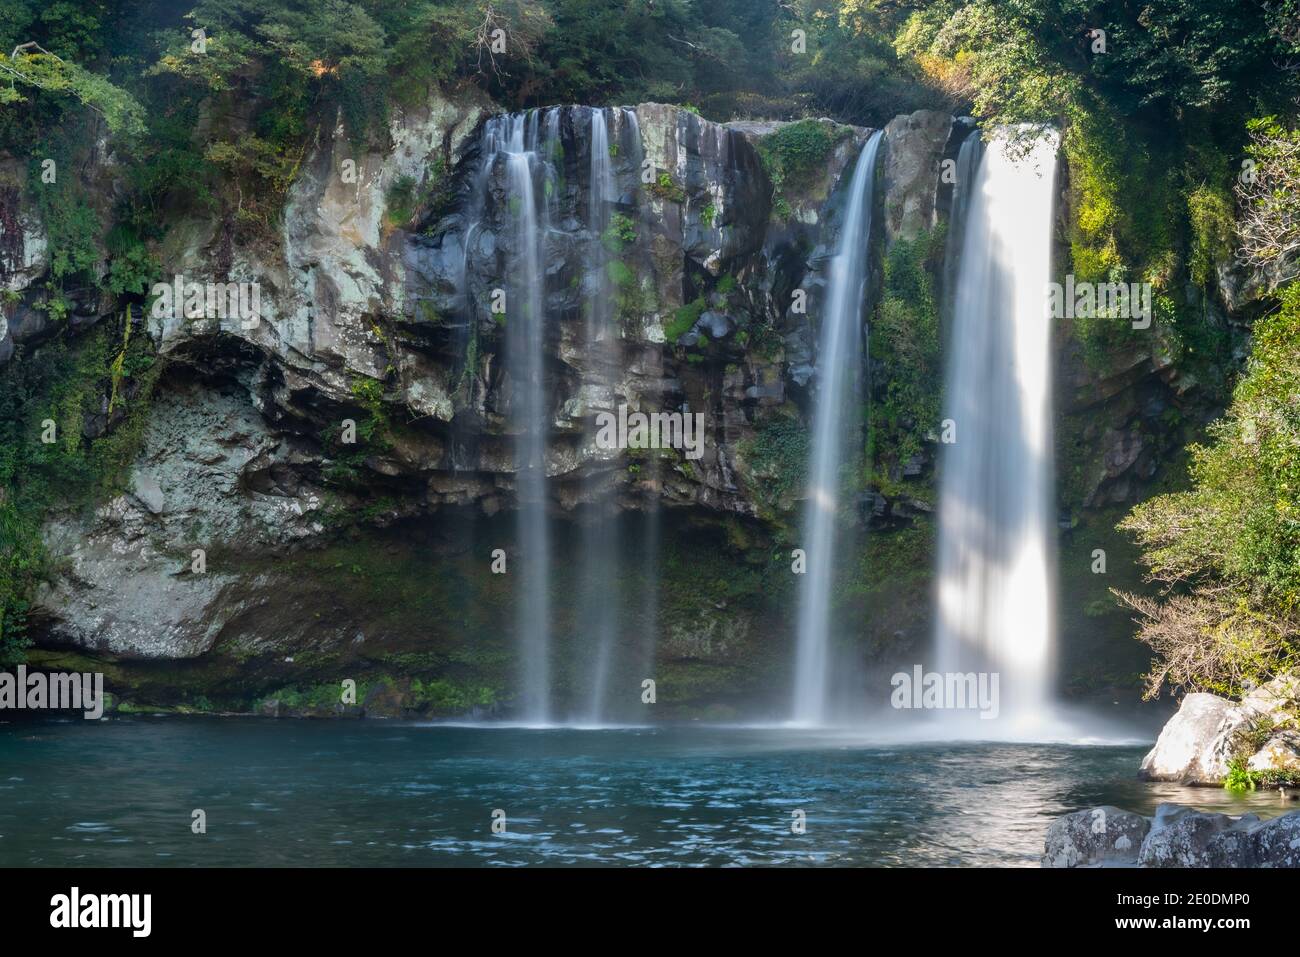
[621,109,658,727]
[473,107,651,724]
[579,106,623,724]
[935,128,1060,723]
[491,111,558,724]
[941,128,982,329]
[791,130,884,726]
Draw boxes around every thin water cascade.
[620,109,658,725]
[934,127,1060,723]
[586,107,616,340]
[579,106,622,723]
[487,111,559,724]
[465,107,655,724]
[941,129,982,330]
[791,130,884,726]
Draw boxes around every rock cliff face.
[0,92,1248,715]
[7,97,904,713]
[0,136,119,364]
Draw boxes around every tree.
[0,41,145,136]
[1117,284,1300,698]
[1237,116,1300,288]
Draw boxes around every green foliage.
[507,0,773,112]
[1062,107,1128,284]
[1247,766,1300,788]
[895,0,1298,127]
[409,676,497,714]
[775,1,945,125]
[664,297,705,343]
[1224,712,1300,789]
[605,259,656,324]
[1224,756,1256,792]
[868,226,943,485]
[758,119,854,219]
[384,174,419,228]
[659,534,768,621]
[1187,183,1235,288]
[384,157,453,231]
[32,163,99,285]
[861,520,935,605]
[0,320,162,663]
[895,1,1075,125]
[601,211,637,252]
[322,376,392,486]
[605,260,634,288]
[259,681,356,714]
[204,133,303,231]
[1124,285,1300,604]
[1119,283,1300,696]
[889,0,1292,384]
[1062,103,1183,289]
[0,46,145,137]
[649,171,686,204]
[348,376,389,448]
[759,119,847,193]
[1090,0,1299,115]
[1058,105,1237,383]
[742,415,809,512]
[383,1,552,106]
[151,0,390,142]
[104,224,161,298]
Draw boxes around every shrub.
[741,415,809,512]
[868,227,943,484]
[649,171,685,204]
[1117,283,1300,698]
[0,321,162,663]
[664,297,705,343]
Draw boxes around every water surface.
[0,719,1287,867]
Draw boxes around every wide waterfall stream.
[935,128,1061,726]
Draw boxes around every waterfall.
[934,127,1059,722]
[791,130,884,726]
[621,109,659,725]
[941,129,982,332]
[579,106,622,724]
[481,110,558,724]
[464,107,654,724]
[586,107,616,341]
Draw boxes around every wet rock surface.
[15,99,901,689]
[1042,806,1151,867]
[1045,802,1300,867]
[3,92,1255,715]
